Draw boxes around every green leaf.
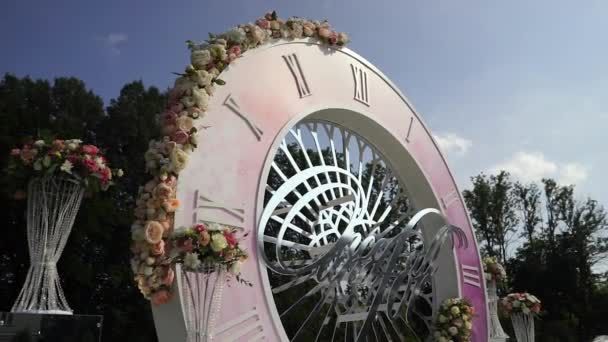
[271,10,278,20]
[214,78,226,86]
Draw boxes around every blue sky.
[2,0,608,216]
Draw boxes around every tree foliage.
[465,171,608,341]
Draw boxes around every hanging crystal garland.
[176,264,226,342]
[11,176,84,315]
[487,279,509,341]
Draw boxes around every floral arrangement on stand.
[129,11,350,304]
[501,293,541,315]
[433,297,475,342]
[483,256,507,284]
[170,223,249,276]
[7,138,123,197]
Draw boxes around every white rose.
[191,49,212,69]
[190,69,214,88]
[34,140,45,147]
[169,148,189,173]
[183,252,202,270]
[229,261,242,275]
[60,160,73,174]
[192,86,210,111]
[180,95,196,108]
[144,267,154,276]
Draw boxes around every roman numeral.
[405,116,414,142]
[351,64,369,106]
[461,264,482,288]
[193,189,245,229]
[282,53,311,98]
[441,189,460,209]
[223,94,264,141]
[213,308,265,341]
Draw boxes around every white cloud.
[558,163,589,186]
[434,133,472,157]
[491,151,589,185]
[104,33,128,55]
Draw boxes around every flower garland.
[501,293,541,316]
[7,139,123,197]
[433,297,475,342]
[482,256,507,283]
[130,11,349,304]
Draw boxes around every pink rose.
[199,230,210,246]
[195,224,207,232]
[264,12,273,20]
[10,148,20,156]
[328,32,338,45]
[164,111,178,125]
[171,130,189,144]
[20,148,38,164]
[52,139,65,149]
[97,167,112,183]
[82,145,99,155]
[182,239,194,252]
[318,27,331,39]
[162,124,176,136]
[162,267,175,286]
[151,289,171,306]
[154,183,173,199]
[82,158,98,172]
[256,18,270,29]
[151,240,165,255]
[224,231,238,248]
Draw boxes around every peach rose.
[151,289,171,306]
[151,240,165,255]
[145,221,164,244]
[162,267,175,286]
[199,230,211,246]
[154,183,173,200]
[163,198,180,213]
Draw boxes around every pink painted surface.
[159,40,488,341]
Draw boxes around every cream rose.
[170,148,189,173]
[175,116,194,132]
[191,49,212,69]
[190,69,213,88]
[210,233,228,252]
[144,221,164,244]
[191,87,209,111]
[229,261,242,275]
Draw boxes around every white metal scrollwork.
[259,120,465,341]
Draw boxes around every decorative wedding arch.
[129,12,489,342]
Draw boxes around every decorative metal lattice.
[259,120,465,341]
[177,264,226,342]
[11,176,84,315]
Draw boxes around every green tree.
[0,75,166,342]
[463,171,518,265]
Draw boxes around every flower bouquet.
[433,297,475,342]
[7,138,122,314]
[483,257,509,340]
[170,223,249,342]
[501,293,541,342]
[483,257,507,284]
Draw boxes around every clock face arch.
[153,40,488,342]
